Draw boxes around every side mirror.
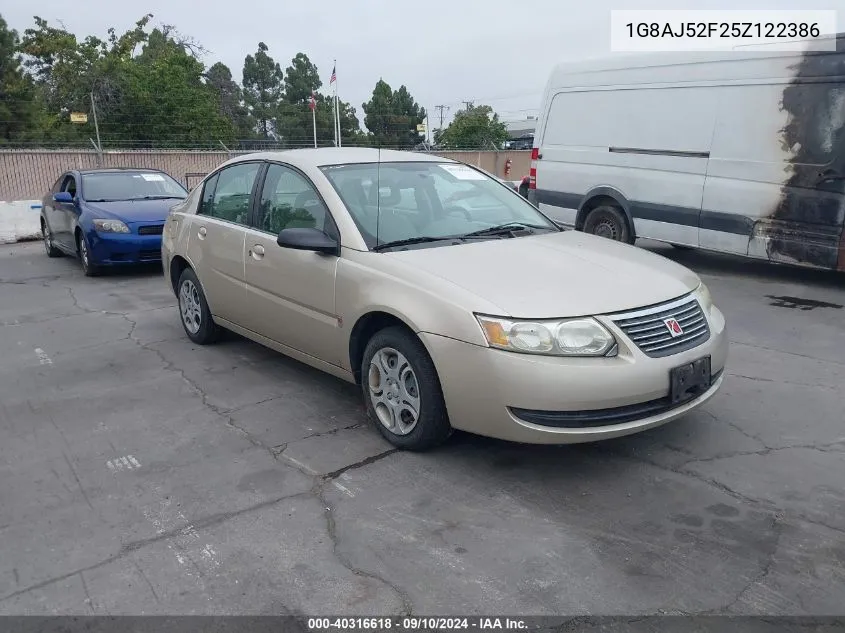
[277,227,339,256]
[53,192,73,203]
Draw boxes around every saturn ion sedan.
[162,149,727,450]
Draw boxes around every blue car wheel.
[77,232,101,277]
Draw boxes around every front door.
[54,174,78,249]
[185,162,262,326]
[242,162,342,366]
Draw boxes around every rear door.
[242,162,343,366]
[185,162,262,326]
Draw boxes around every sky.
[4,0,844,130]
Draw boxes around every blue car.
[40,168,188,276]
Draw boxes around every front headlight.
[475,314,616,356]
[696,282,713,312]
[93,219,130,233]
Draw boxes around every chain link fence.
[0,149,531,201]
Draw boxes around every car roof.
[224,148,455,169]
[78,168,168,175]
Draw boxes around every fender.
[576,186,635,235]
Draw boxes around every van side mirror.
[277,227,339,256]
[53,192,73,203]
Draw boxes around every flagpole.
[312,94,317,149]
[331,60,338,147]
[334,60,341,148]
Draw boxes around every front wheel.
[77,232,100,276]
[362,326,452,450]
[177,268,221,344]
[583,205,633,244]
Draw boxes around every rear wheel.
[583,205,633,244]
[177,268,221,344]
[77,232,100,276]
[42,219,62,257]
[362,326,452,450]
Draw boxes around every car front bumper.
[87,231,163,265]
[420,304,728,444]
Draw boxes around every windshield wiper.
[372,236,465,252]
[460,222,556,238]
[137,195,185,200]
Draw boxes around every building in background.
[503,116,537,149]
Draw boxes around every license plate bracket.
[670,356,711,405]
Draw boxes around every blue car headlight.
[93,219,130,234]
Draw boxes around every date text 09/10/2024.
[307,618,528,631]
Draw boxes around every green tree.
[283,52,320,105]
[19,14,152,142]
[117,30,234,145]
[438,104,508,149]
[242,42,284,138]
[362,79,425,148]
[0,15,40,143]
[207,62,253,139]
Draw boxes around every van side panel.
[536,86,716,245]
[702,45,845,269]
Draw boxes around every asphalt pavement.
[0,239,843,616]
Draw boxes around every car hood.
[386,231,701,318]
[84,199,183,223]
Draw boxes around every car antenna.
[375,144,381,248]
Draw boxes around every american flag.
[309,90,316,111]
[329,63,336,85]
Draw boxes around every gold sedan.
[163,149,727,450]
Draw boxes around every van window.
[544,87,717,152]
[711,83,844,165]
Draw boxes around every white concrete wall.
[0,201,42,244]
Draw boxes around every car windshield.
[82,172,188,202]
[320,162,557,250]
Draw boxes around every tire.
[361,326,452,450]
[582,205,633,244]
[76,231,100,276]
[42,219,62,258]
[177,268,221,344]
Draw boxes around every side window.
[206,163,260,225]
[62,175,77,197]
[198,173,219,216]
[258,164,331,235]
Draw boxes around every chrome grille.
[608,295,710,358]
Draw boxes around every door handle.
[197,226,207,239]
[249,244,265,260]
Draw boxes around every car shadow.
[638,239,843,290]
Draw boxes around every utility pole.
[461,100,474,111]
[434,104,449,130]
[90,92,103,166]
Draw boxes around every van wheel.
[583,206,632,244]
[362,326,452,451]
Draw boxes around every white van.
[528,35,845,272]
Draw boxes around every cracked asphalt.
[0,239,843,616]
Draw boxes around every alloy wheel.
[179,279,202,335]
[367,347,421,436]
